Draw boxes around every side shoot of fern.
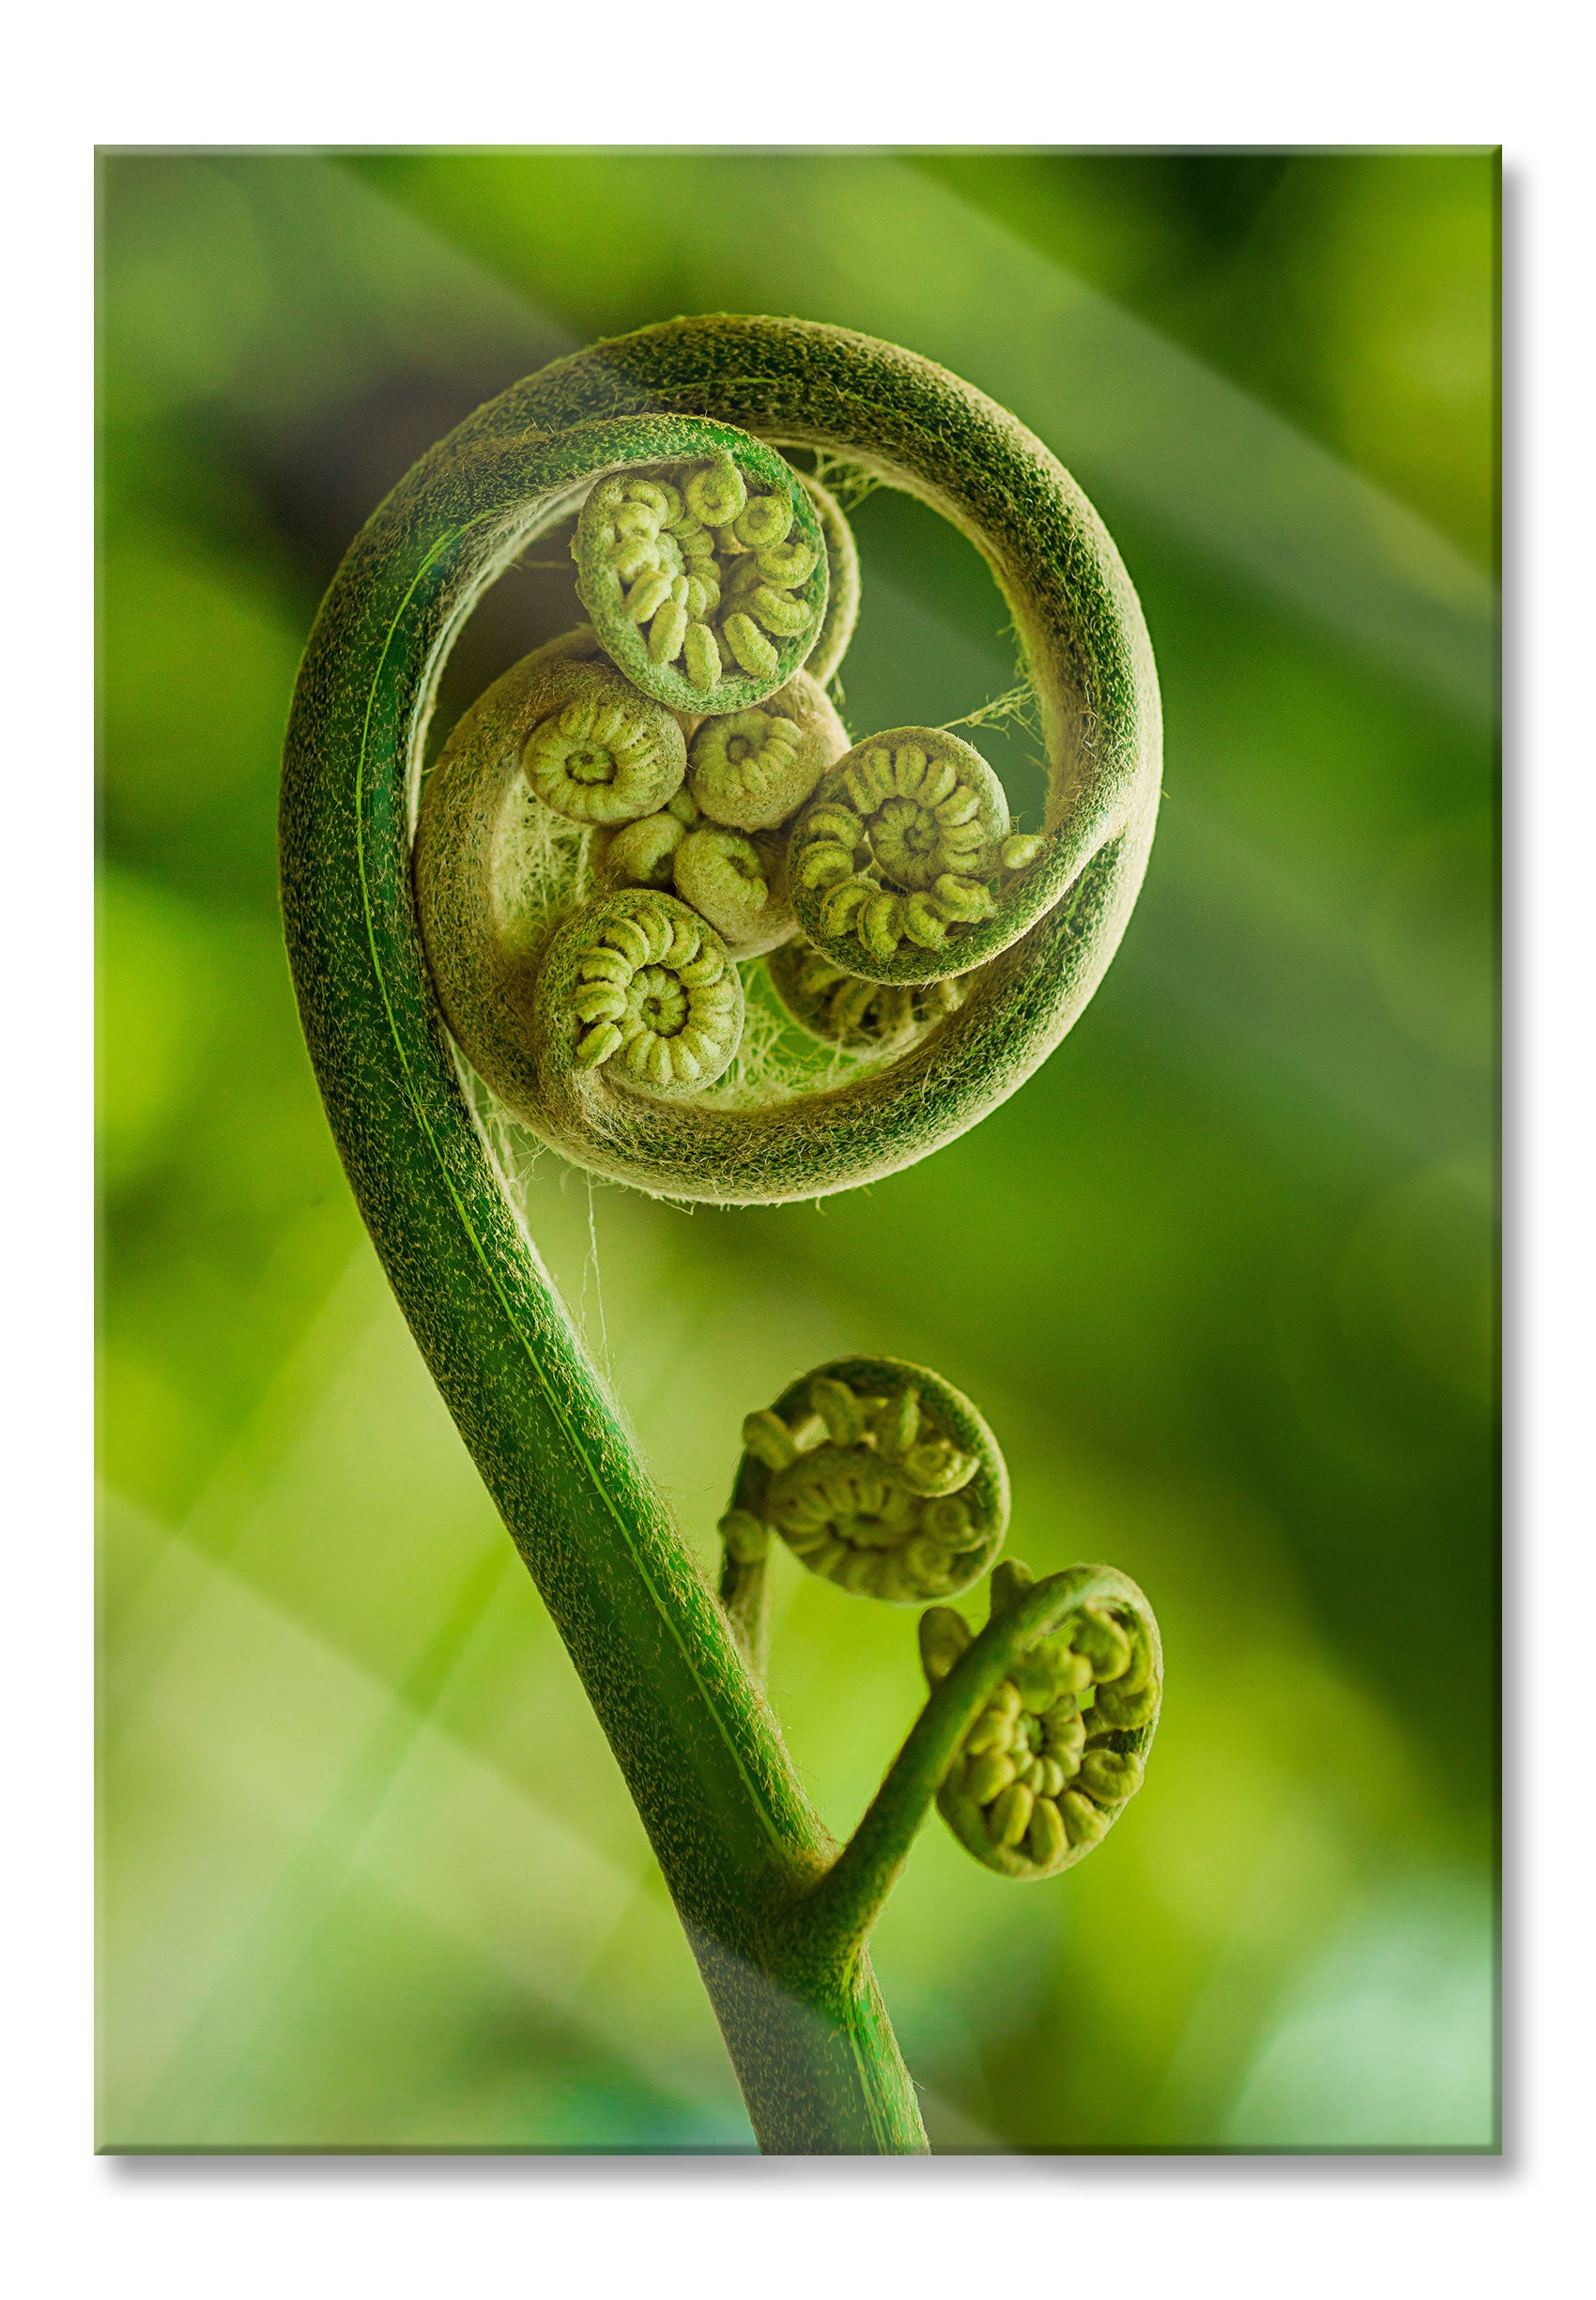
[279,316,1163,2153]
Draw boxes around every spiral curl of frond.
[519,657,688,826]
[583,670,846,962]
[407,333,1160,1204]
[790,729,1048,983]
[767,941,963,1052]
[687,671,847,832]
[718,1357,1008,1604]
[921,1559,1162,1879]
[539,888,744,1098]
[592,795,794,960]
[574,447,829,712]
[284,320,1168,2154]
[672,824,795,958]
[591,789,698,890]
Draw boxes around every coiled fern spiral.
[280,316,1162,2153]
[409,322,1159,1205]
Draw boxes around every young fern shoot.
[278,315,1163,2153]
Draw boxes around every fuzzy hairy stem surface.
[279,316,1158,2153]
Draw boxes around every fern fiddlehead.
[765,941,965,1052]
[714,1360,1159,1938]
[574,442,831,706]
[922,1560,1161,1877]
[407,325,1159,1205]
[785,1542,1162,1982]
[543,887,745,1097]
[279,315,1161,2153]
[686,673,848,831]
[716,1357,1009,1676]
[788,728,1047,975]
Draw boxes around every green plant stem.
[716,1546,774,1681]
[789,1571,1132,1974]
[278,348,931,2156]
[280,542,923,2144]
[279,317,1158,2153]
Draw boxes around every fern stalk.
[279,317,1162,2152]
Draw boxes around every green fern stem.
[279,317,1159,2152]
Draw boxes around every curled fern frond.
[669,823,795,958]
[787,1560,1162,1975]
[282,317,1164,2152]
[519,655,688,826]
[541,888,744,1098]
[766,942,965,1052]
[789,727,1045,977]
[921,1558,1162,1879]
[573,441,830,708]
[717,1352,1006,1683]
[405,324,1159,1206]
[687,672,848,832]
[720,1357,1009,1613]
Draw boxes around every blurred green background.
[96,148,1498,2153]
